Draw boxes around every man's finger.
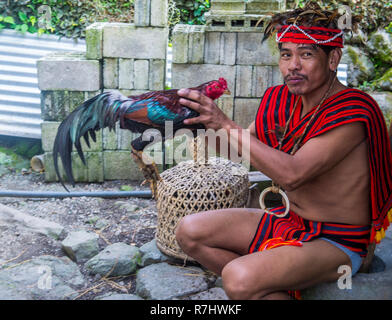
[178,88,209,104]
[179,98,202,112]
[183,116,202,125]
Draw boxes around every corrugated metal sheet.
[0,29,85,139]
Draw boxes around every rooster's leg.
[130,147,161,199]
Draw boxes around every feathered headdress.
[260,1,362,47]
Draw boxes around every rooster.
[53,78,230,196]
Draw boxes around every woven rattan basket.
[155,156,249,261]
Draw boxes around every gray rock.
[375,236,392,271]
[135,262,209,300]
[186,287,229,300]
[85,242,140,277]
[373,67,392,91]
[344,28,368,46]
[367,28,392,65]
[61,230,100,262]
[96,293,144,300]
[302,268,392,300]
[0,203,64,240]
[95,218,109,230]
[138,239,172,267]
[342,45,375,87]
[0,255,85,300]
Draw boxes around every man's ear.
[329,48,342,72]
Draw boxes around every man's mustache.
[284,73,308,82]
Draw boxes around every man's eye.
[302,52,312,57]
[281,53,290,58]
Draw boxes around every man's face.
[278,42,331,96]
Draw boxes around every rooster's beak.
[223,89,231,95]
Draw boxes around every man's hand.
[178,88,236,131]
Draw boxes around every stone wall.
[171,0,284,130]
[38,0,168,183]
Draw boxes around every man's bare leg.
[175,208,263,275]
[221,238,352,300]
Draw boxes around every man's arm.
[178,89,367,191]
[239,121,367,191]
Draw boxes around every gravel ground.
[0,169,158,299]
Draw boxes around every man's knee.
[221,259,268,300]
[175,214,204,253]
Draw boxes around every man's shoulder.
[331,87,380,109]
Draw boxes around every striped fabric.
[248,206,371,257]
[277,25,344,48]
[254,85,392,245]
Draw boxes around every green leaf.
[120,185,134,191]
[4,16,15,24]
[29,16,37,26]
[20,24,28,33]
[18,11,28,22]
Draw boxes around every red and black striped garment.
[248,206,371,257]
[252,84,392,251]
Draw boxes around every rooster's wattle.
[53,78,230,195]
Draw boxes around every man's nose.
[288,55,301,71]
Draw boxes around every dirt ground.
[0,169,158,299]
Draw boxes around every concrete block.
[134,59,149,90]
[134,0,151,27]
[41,121,103,153]
[205,12,267,32]
[149,59,166,90]
[51,90,70,120]
[41,121,61,152]
[172,25,189,64]
[210,0,246,15]
[215,96,234,120]
[103,58,119,89]
[118,129,138,150]
[45,151,104,183]
[188,25,206,64]
[103,125,118,150]
[171,63,236,94]
[245,0,285,13]
[204,32,221,64]
[220,32,237,65]
[103,151,144,181]
[40,91,59,121]
[37,52,101,91]
[253,66,276,97]
[119,58,134,89]
[103,23,168,59]
[150,0,167,27]
[86,152,104,182]
[102,123,140,151]
[233,98,261,128]
[236,33,280,65]
[42,90,87,122]
[235,65,253,97]
[68,91,86,113]
[86,22,107,60]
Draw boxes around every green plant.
[174,0,210,25]
[386,22,392,34]
[0,0,134,39]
